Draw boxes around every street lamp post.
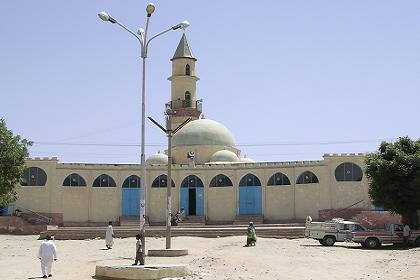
[98,3,189,264]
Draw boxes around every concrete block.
[95,264,189,280]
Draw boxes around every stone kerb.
[148,248,188,257]
[95,264,189,280]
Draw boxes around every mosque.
[12,34,372,225]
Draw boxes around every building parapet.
[323,153,367,158]
[147,160,325,170]
[26,157,58,161]
[56,162,140,170]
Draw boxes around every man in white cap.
[38,235,57,278]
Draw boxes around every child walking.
[132,234,144,265]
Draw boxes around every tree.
[365,136,420,229]
[0,119,32,208]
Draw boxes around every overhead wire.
[31,138,395,148]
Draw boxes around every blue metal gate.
[180,187,189,215]
[180,187,204,216]
[180,175,204,217]
[0,205,9,216]
[195,187,204,216]
[239,186,262,215]
[122,188,140,216]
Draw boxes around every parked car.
[305,216,366,246]
[350,224,420,249]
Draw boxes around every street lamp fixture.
[98,3,189,264]
[98,12,116,24]
[173,21,190,30]
[146,3,155,17]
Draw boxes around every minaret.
[166,34,202,129]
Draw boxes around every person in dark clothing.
[132,234,144,265]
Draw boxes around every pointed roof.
[171,33,196,61]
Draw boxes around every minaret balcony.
[166,99,202,112]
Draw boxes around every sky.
[1,1,419,163]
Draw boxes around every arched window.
[185,64,191,76]
[93,174,116,187]
[122,175,141,188]
[296,171,319,184]
[181,175,204,188]
[239,173,261,187]
[335,162,363,181]
[267,172,291,186]
[151,174,175,188]
[185,91,191,107]
[63,173,86,187]
[21,167,47,186]
[210,174,233,187]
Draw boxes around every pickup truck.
[350,224,420,249]
[305,216,366,246]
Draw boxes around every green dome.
[210,150,240,163]
[146,152,168,165]
[172,119,236,148]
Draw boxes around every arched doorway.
[180,175,204,216]
[0,205,9,216]
[121,175,141,216]
[239,173,262,215]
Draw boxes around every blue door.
[239,186,262,215]
[0,205,9,216]
[180,187,204,216]
[122,188,140,216]
[180,187,189,215]
[180,175,204,216]
[196,187,204,216]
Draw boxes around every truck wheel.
[322,236,336,246]
[415,237,420,247]
[360,242,366,248]
[365,238,380,249]
[319,239,325,245]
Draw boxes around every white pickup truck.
[350,224,420,248]
[305,216,366,246]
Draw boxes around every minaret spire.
[172,33,196,61]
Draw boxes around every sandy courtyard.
[0,234,419,280]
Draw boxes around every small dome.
[209,150,240,163]
[240,156,255,163]
[172,119,236,148]
[146,152,168,165]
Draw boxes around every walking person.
[105,221,114,249]
[132,234,144,265]
[38,235,57,278]
[245,221,257,247]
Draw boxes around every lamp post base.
[147,248,188,257]
[95,264,189,280]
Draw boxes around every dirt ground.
[0,234,419,280]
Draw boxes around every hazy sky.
[1,1,419,163]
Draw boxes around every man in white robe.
[105,221,114,249]
[38,235,57,278]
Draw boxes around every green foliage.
[0,119,32,207]
[365,136,420,227]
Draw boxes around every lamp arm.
[145,27,173,52]
[115,21,143,45]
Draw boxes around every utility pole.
[148,114,191,249]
